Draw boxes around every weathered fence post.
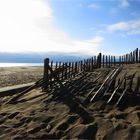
[103,55,104,67]
[136,48,138,63]
[43,58,49,90]
[114,56,116,65]
[106,55,108,67]
[139,50,140,63]
[97,53,102,68]
[91,57,94,71]
[50,61,53,90]
[109,55,110,67]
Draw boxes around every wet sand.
[0,64,140,139]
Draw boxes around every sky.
[0,0,140,56]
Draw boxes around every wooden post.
[75,62,78,74]
[109,55,110,67]
[89,58,91,71]
[94,56,96,68]
[111,56,113,66]
[86,59,89,71]
[122,56,123,64]
[58,62,61,80]
[81,61,83,72]
[123,55,125,64]
[72,62,74,77]
[68,62,71,78]
[97,53,102,68]
[50,61,53,90]
[91,57,94,71]
[61,63,64,81]
[106,55,108,67]
[114,56,116,65]
[43,58,49,90]
[130,52,132,63]
[65,63,68,79]
[103,55,104,67]
[136,48,138,63]
[119,56,121,65]
[133,51,135,63]
[84,59,86,71]
[139,50,140,63]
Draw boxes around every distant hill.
[0,52,88,63]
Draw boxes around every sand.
[0,64,140,139]
[0,66,43,88]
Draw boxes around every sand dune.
[0,64,140,139]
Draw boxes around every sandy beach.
[0,64,140,139]
[0,66,43,88]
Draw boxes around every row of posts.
[43,48,140,89]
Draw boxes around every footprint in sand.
[8,112,19,119]
[42,116,54,123]
[67,115,79,124]
[27,126,41,134]
[57,122,69,131]
[20,117,32,123]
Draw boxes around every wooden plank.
[90,68,116,102]
[116,87,128,106]
[47,65,63,87]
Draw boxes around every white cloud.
[120,0,130,8]
[0,0,103,55]
[107,22,129,32]
[88,3,100,9]
[106,19,140,35]
[109,1,129,16]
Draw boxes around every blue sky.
[47,0,140,54]
[0,0,140,56]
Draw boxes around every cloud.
[110,0,129,16]
[88,3,100,9]
[0,0,103,55]
[107,22,129,32]
[119,0,130,8]
[106,19,140,35]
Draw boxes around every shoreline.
[0,63,43,67]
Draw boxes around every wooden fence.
[42,48,140,90]
[101,48,140,67]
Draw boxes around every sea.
[0,63,44,67]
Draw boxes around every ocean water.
[0,63,44,67]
